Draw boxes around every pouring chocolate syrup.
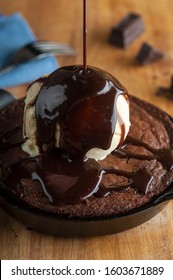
[83,0,87,75]
[1,0,173,205]
[34,0,127,160]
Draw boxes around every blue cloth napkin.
[0,13,58,87]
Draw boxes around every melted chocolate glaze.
[1,144,153,205]
[1,95,173,205]
[2,126,173,205]
[3,150,102,204]
[115,136,173,170]
[35,65,128,160]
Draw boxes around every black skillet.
[0,89,173,237]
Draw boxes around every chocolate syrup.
[34,0,128,160]
[3,123,173,204]
[2,153,153,204]
[96,168,153,197]
[83,0,87,75]
[2,150,102,204]
[35,65,127,160]
[115,136,173,170]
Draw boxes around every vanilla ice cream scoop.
[22,66,130,160]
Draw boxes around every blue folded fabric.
[0,55,58,88]
[0,13,58,87]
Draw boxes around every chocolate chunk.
[136,43,164,65]
[109,13,144,48]
[156,76,173,99]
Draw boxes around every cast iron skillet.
[0,186,173,237]
[0,89,173,237]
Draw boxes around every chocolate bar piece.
[109,13,144,48]
[156,76,173,99]
[136,43,164,65]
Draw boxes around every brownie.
[0,96,173,219]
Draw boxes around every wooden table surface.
[1,0,173,260]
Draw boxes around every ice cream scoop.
[22,65,130,160]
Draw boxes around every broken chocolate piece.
[136,42,164,65]
[156,76,173,99]
[109,13,144,48]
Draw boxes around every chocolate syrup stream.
[83,0,87,75]
[34,0,128,161]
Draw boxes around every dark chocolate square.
[136,42,164,65]
[109,13,144,48]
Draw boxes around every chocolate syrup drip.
[2,149,153,205]
[2,151,102,204]
[32,152,103,204]
[2,123,173,203]
[96,168,153,197]
[116,136,173,170]
[2,125,173,203]
[35,65,127,160]
[0,125,154,203]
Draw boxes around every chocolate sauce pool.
[1,122,173,205]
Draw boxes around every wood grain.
[1,0,173,260]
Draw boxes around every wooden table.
[1,0,173,260]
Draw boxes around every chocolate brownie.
[0,96,173,218]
